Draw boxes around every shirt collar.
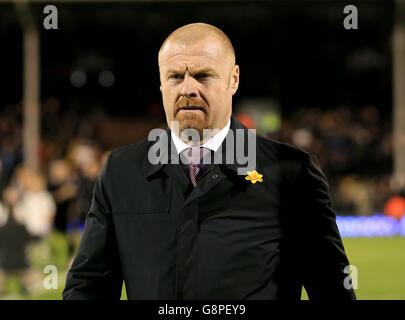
[171,119,231,155]
[142,114,252,178]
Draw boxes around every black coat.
[63,115,356,300]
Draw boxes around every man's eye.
[169,74,183,80]
[195,74,209,80]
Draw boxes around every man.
[63,23,356,300]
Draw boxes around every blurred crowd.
[0,98,400,296]
[0,99,112,297]
[272,105,396,216]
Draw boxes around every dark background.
[1,1,394,116]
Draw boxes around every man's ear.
[159,85,162,92]
[230,65,240,96]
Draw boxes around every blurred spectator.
[46,159,79,259]
[66,141,102,227]
[13,166,56,238]
[47,159,78,234]
[333,175,374,215]
[0,186,39,297]
[384,195,405,220]
[0,134,23,196]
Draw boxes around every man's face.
[159,36,239,140]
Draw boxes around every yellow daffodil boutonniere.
[245,170,263,184]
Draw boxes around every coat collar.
[142,114,253,178]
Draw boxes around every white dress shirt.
[171,119,231,155]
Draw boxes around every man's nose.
[180,74,199,98]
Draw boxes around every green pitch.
[302,237,405,300]
[2,233,404,300]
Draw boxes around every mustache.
[175,96,208,114]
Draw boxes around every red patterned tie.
[184,147,210,187]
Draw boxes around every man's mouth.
[178,106,206,112]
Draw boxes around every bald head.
[158,23,240,140]
[158,23,236,69]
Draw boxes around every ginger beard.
[174,96,210,142]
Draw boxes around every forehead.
[159,38,226,70]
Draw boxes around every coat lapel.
[183,114,257,205]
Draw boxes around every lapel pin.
[245,170,263,184]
